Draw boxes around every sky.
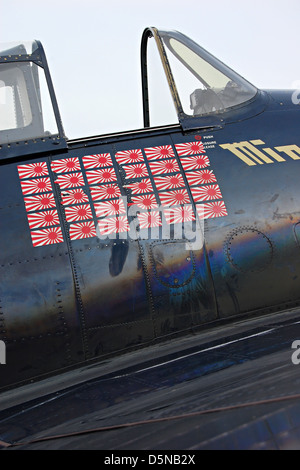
[1,0,300,139]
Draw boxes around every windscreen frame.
[0,40,66,159]
[141,27,262,131]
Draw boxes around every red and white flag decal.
[196,201,228,219]
[69,221,97,240]
[137,211,162,229]
[51,157,81,173]
[115,149,144,164]
[86,168,117,184]
[153,174,185,191]
[185,170,216,186]
[82,153,113,169]
[20,177,52,195]
[94,198,126,218]
[191,184,222,202]
[30,227,64,247]
[64,204,93,222]
[24,193,56,212]
[61,189,89,205]
[54,172,85,189]
[164,205,195,224]
[175,141,205,155]
[130,194,158,209]
[18,162,48,179]
[148,159,180,175]
[98,216,130,235]
[187,169,217,186]
[159,189,190,206]
[124,178,153,194]
[90,184,121,201]
[19,139,229,247]
[180,155,210,171]
[122,163,149,179]
[27,209,60,229]
[144,145,175,160]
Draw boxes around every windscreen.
[160,31,257,117]
[0,41,59,145]
[0,63,33,131]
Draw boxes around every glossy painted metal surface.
[1,309,300,449]
[0,27,300,413]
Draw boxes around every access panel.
[0,153,84,389]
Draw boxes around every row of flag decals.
[17,139,227,247]
[17,161,64,247]
[113,140,227,226]
[16,160,96,245]
[50,154,96,239]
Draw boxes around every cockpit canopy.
[0,30,260,158]
[162,30,257,115]
[0,40,65,154]
[141,28,259,129]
